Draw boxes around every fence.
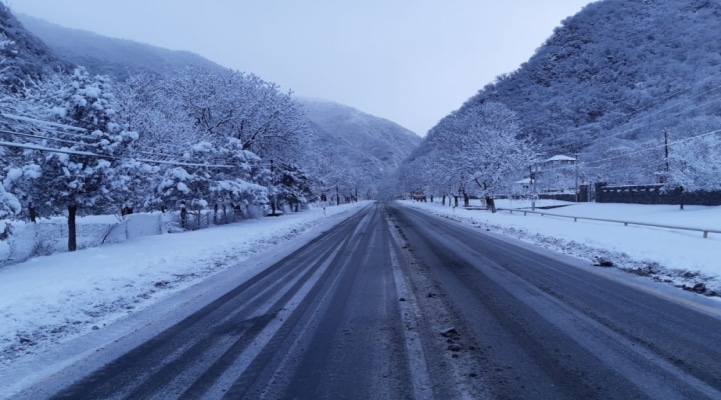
[596,184,721,206]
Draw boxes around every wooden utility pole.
[530,164,538,211]
[575,153,579,203]
[270,159,277,216]
[663,129,670,182]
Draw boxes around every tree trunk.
[180,207,187,228]
[68,204,77,252]
[442,195,446,206]
[463,192,469,207]
[679,186,685,210]
[485,197,497,213]
[453,196,459,207]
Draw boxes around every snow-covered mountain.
[300,98,421,185]
[15,13,225,80]
[14,13,421,196]
[458,0,721,156]
[407,0,721,192]
[0,5,71,93]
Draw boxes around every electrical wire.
[536,84,721,155]
[583,129,721,165]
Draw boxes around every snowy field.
[401,198,721,297]
[0,202,370,372]
[1,198,720,388]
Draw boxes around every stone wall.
[595,184,721,206]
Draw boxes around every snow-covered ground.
[1,198,719,389]
[401,198,721,296]
[0,202,370,371]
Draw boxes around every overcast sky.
[10,0,596,136]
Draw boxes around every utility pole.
[663,129,670,183]
[664,129,683,210]
[575,153,579,203]
[530,164,537,211]
[270,159,276,216]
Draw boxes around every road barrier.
[498,208,720,239]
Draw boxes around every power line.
[1,126,255,167]
[0,137,241,169]
[1,113,279,170]
[0,112,87,132]
[537,84,721,154]
[584,129,721,165]
[0,128,89,147]
[0,140,101,158]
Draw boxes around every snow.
[545,154,576,162]
[0,241,9,261]
[1,197,720,393]
[0,202,368,372]
[401,199,721,295]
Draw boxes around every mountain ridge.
[0,5,71,92]
[16,13,226,80]
[456,0,721,158]
[12,12,420,195]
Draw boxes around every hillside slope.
[11,11,420,197]
[458,0,721,160]
[300,98,421,194]
[16,13,224,80]
[0,5,70,92]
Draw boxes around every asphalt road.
[20,202,721,399]
[388,204,721,399]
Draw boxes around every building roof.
[544,154,576,162]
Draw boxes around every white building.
[537,155,577,193]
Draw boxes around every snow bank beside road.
[400,199,721,296]
[0,202,368,369]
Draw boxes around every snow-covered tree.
[154,67,308,160]
[118,68,314,217]
[272,162,317,212]
[398,102,537,210]
[668,133,721,191]
[450,102,537,197]
[12,68,138,251]
[0,178,20,246]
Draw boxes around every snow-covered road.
[1,198,720,396]
[402,199,721,296]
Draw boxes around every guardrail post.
[704,231,708,238]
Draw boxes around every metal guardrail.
[497,208,720,239]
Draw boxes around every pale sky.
[9,0,596,136]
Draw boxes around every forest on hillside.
[1,4,419,253]
[395,0,721,201]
